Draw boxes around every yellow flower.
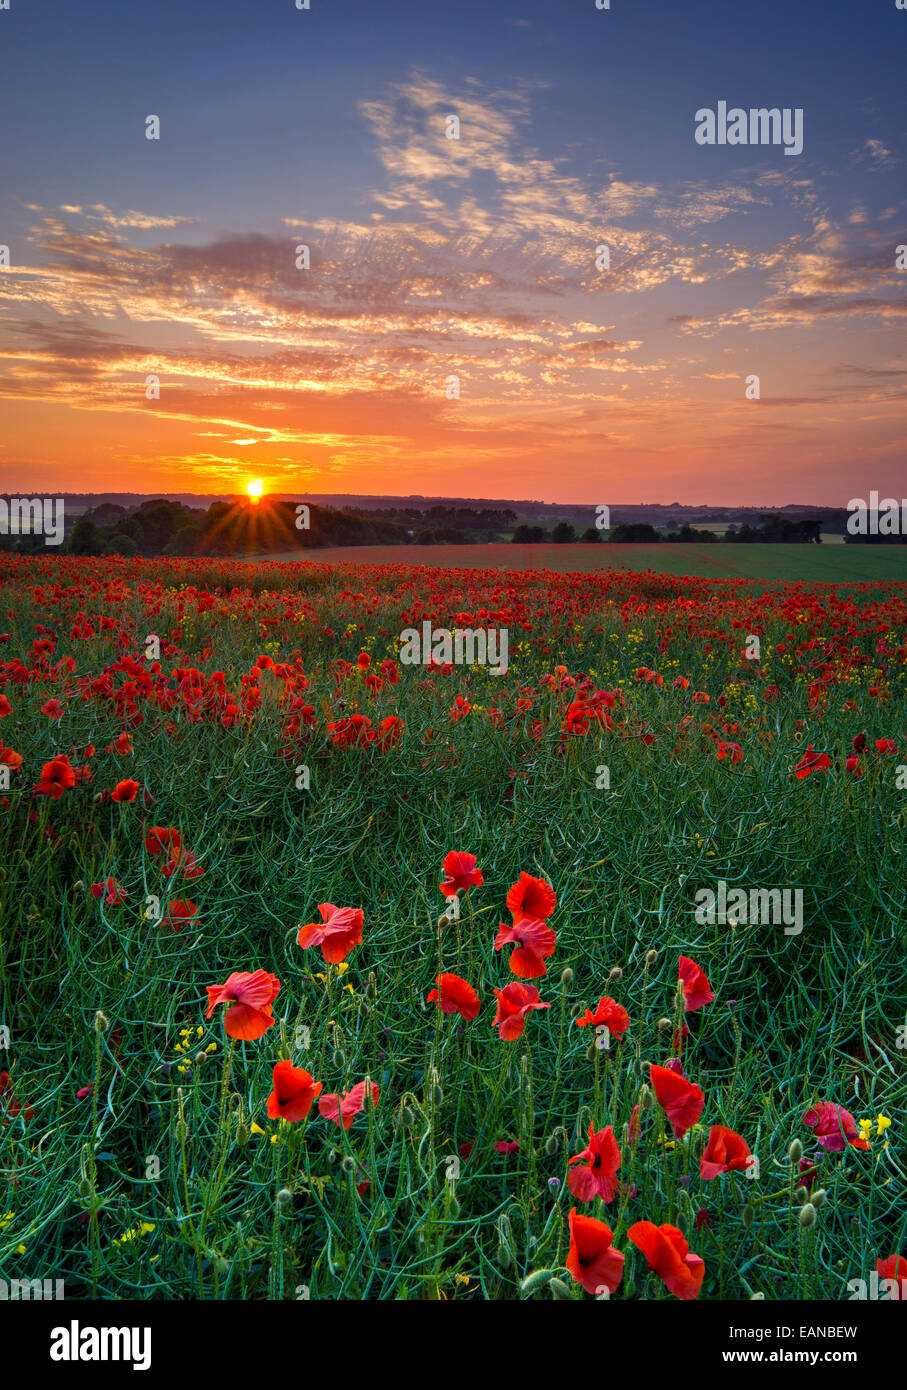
[250,1123,266,1137]
[876,1114,891,1136]
[858,1119,873,1143]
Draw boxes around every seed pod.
[520,1269,555,1295]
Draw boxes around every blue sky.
[0,0,904,503]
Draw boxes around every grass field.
[0,552,905,1302]
[252,542,907,583]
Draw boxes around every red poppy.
[41,699,64,720]
[161,899,199,932]
[628,1221,704,1300]
[494,916,557,979]
[426,972,480,1021]
[266,1060,323,1122]
[111,779,141,803]
[145,826,182,856]
[700,1125,754,1180]
[90,877,127,906]
[296,902,363,963]
[107,732,133,754]
[439,850,484,897]
[163,849,205,880]
[35,755,75,799]
[876,1254,907,1287]
[505,871,556,923]
[802,1101,870,1152]
[376,715,404,752]
[678,956,715,1012]
[568,1123,622,1203]
[649,1063,705,1138]
[0,696,11,717]
[205,969,281,1040]
[792,745,832,779]
[0,744,23,771]
[492,982,551,1041]
[318,1079,379,1130]
[565,1207,625,1296]
[874,737,897,755]
[0,1070,34,1124]
[574,996,630,1037]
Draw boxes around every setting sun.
[246,479,264,501]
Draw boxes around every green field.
[251,542,906,583]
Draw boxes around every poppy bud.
[365,972,378,1001]
[236,1120,249,1147]
[798,1203,817,1229]
[812,1187,827,1207]
[437,914,451,931]
[73,879,85,892]
[585,1041,597,1062]
[742,1203,755,1230]
[332,1049,344,1068]
[520,1269,555,1295]
[545,1126,566,1154]
[638,1082,654,1109]
[795,1185,809,1204]
[560,967,574,987]
[751,1292,765,1300]
[276,1188,293,1210]
[657,1017,672,1031]
[194,1051,208,1066]
[788,1138,803,1163]
[401,1106,416,1128]
[608,966,623,981]
[431,1084,443,1106]
[570,1001,587,1020]
[645,949,658,965]
[78,1177,91,1200]
[341,1155,357,1174]
[497,1244,513,1269]
[93,1011,110,1034]
[549,1278,573,1300]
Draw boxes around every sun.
[246,478,264,501]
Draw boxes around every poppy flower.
[565,1207,625,1296]
[296,902,363,963]
[874,738,897,755]
[426,972,480,1021]
[494,1140,520,1155]
[678,956,715,1012]
[266,1060,323,1122]
[628,1221,704,1300]
[0,696,11,717]
[111,779,141,803]
[161,899,199,932]
[492,982,551,1041]
[700,1125,754,1180]
[107,732,133,754]
[0,744,23,771]
[318,1079,379,1130]
[0,1070,34,1124]
[649,1063,705,1138]
[568,1124,622,1203]
[439,850,483,898]
[35,756,75,799]
[876,1254,907,1286]
[90,877,127,906]
[163,849,205,880]
[205,969,281,1040]
[505,872,556,923]
[802,1101,870,1152]
[145,826,182,856]
[574,996,630,1038]
[792,745,831,779]
[494,916,557,979]
[40,699,64,720]
[376,715,404,752]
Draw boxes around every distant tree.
[68,517,101,555]
[581,526,600,542]
[512,524,545,543]
[609,522,660,543]
[552,521,575,543]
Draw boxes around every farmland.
[0,552,905,1301]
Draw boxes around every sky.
[0,0,904,506]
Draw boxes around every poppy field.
[1,551,905,1302]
